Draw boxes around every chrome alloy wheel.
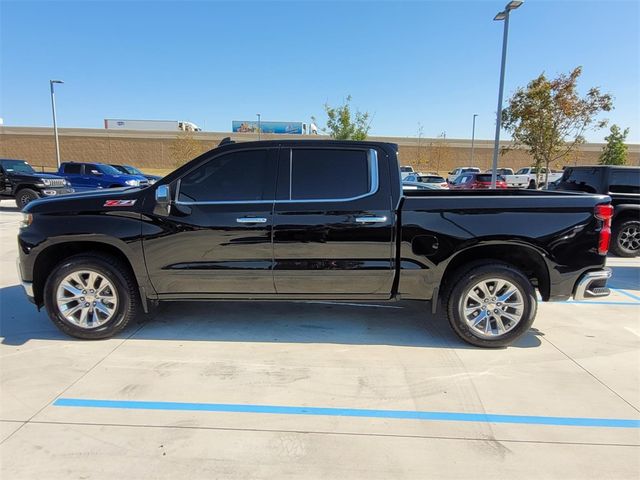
[619,224,640,252]
[461,278,524,338]
[56,270,118,328]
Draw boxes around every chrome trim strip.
[289,148,293,200]
[236,217,267,223]
[355,216,388,223]
[573,268,612,300]
[175,148,380,206]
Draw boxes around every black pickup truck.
[17,140,614,347]
[554,165,639,257]
[1,158,73,208]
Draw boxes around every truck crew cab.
[0,158,73,208]
[17,140,613,347]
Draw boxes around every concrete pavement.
[0,201,638,479]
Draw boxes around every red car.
[450,172,508,189]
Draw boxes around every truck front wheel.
[44,253,140,339]
[15,188,40,209]
[446,263,537,348]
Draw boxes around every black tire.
[15,188,40,209]
[446,262,537,348]
[44,253,140,339]
[527,179,537,189]
[610,219,640,257]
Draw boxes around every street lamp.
[470,114,478,165]
[490,0,523,188]
[50,80,64,168]
[256,113,261,141]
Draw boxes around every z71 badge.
[104,199,137,207]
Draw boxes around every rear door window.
[609,169,640,194]
[289,149,370,200]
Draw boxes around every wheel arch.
[32,240,150,312]
[439,243,550,302]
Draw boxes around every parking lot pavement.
[0,201,639,479]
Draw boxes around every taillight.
[595,204,614,255]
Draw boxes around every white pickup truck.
[505,167,564,189]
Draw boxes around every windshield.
[97,164,125,175]
[462,168,480,173]
[123,165,143,175]
[0,159,36,174]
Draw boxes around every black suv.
[0,158,73,208]
[556,165,640,257]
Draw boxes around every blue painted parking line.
[566,300,640,306]
[53,398,640,429]
[610,288,640,302]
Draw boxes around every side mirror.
[154,184,171,216]
[155,184,170,205]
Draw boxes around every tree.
[169,130,204,167]
[313,95,371,140]
[415,123,429,171]
[599,124,629,165]
[502,66,613,186]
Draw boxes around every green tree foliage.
[599,124,629,165]
[313,95,371,140]
[502,67,613,185]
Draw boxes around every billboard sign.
[232,120,304,135]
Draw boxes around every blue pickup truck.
[57,162,149,192]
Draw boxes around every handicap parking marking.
[610,288,640,302]
[53,398,640,429]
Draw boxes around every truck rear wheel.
[15,188,40,209]
[44,253,140,339]
[446,262,537,348]
[611,219,640,257]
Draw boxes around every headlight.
[20,213,33,228]
[41,178,51,186]
[125,179,140,186]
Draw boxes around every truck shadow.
[0,284,541,349]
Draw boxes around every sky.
[1,0,639,142]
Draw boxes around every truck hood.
[24,186,145,213]
[9,172,66,181]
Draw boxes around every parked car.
[0,158,73,208]
[18,139,613,347]
[555,165,640,257]
[448,167,481,184]
[57,162,150,191]
[485,168,514,176]
[505,167,564,189]
[110,164,162,185]
[403,174,449,189]
[400,165,415,180]
[450,173,508,189]
[402,180,440,191]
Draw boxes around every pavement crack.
[541,335,640,414]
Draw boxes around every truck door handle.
[236,217,267,224]
[355,216,388,224]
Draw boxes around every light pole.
[490,1,523,188]
[50,80,64,168]
[470,114,478,165]
[256,113,261,140]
